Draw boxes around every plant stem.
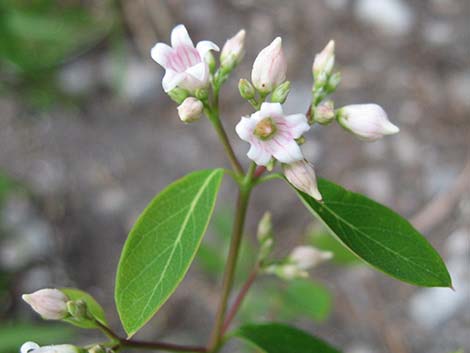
[221,266,259,334]
[207,181,253,351]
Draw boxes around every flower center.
[254,117,277,140]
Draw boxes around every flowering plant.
[20,25,451,353]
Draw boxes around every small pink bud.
[251,37,287,93]
[314,100,335,125]
[337,103,399,141]
[289,245,333,270]
[177,97,204,123]
[283,160,322,201]
[220,29,246,69]
[22,289,68,320]
[313,40,335,79]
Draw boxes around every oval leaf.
[233,323,341,353]
[115,169,224,336]
[61,288,107,329]
[289,178,451,287]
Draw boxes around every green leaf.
[289,178,451,287]
[115,169,224,336]
[61,288,107,329]
[0,323,74,353]
[233,323,341,353]
[281,279,332,322]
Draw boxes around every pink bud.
[313,40,335,78]
[283,160,322,201]
[22,289,68,320]
[338,103,399,141]
[220,29,246,69]
[289,246,333,270]
[251,37,287,93]
[177,97,204,123]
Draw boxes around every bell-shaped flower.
[337,103,399,141]
[22,289,69,320]
[220,29,246,69]
[251,37,287,93]
[21,342,81,353]
[151,24,219,93]
[236,102,309,166]
[177,97,204,123]
[282,160,322,201]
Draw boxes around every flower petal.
[285,114,310,138]
[171,24,194,48]
[162,70,185,92]
[186,62,207,82]
[247,143,272,166]
[196,40,220,57]
[260,102,283,117]
[235,116,257,141]
[270,138,303,163]
[150,42,173,68]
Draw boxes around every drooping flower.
[282,160,322,201]
[151,24,219,93]
[251,37,287,93]
[220,29,246,69]
[236,102,309,166]
[177,97,204,123]
[337,103,399,141]
[21,342,81,353]
[22,289,69,320]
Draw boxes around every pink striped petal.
[171,24,194,48]
[150,42,173,68]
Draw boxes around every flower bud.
[195,88,209,101]
[177,97,204,123]
[283,160,322,201]
[313,40,335,80]
[289,245,333,270]
[270,81,291,104]
[21,342,40,353]
[337,103,399,141]
[205,51,217,74]
[314,100,335,125]
[22,289,69,320]
[167,87,189,104]
[220,29,246,70]
[88,346,107,353]
[251,37,287,93]
[275,264,308,280]
[257,212,273,244]
[238,79,255,100]
[325,71,341,93]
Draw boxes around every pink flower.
[283,160,322,201]
[151,24,219,92]
[251,37,287,93]
[236,102,309,166]
[22,288,69,320]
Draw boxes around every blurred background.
[0,0,469,352]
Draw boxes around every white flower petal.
[171,24,194,48]
[196,40,220,57]
[260,102,283,117]
[186,62,207,82]
[150,42,173,67]
[247,143,272,166]
[235,117,257,141]
[162,70,185,92]
[270,138,303,164]
[285,114,310,138]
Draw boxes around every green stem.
[207,173,254,351]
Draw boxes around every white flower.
[21,342,80,353]
[313,40,335,79]
[283,160,322,201]
[289,246,333,270]
[251,37,287,93]
[236,102,309,166]
[22,289,68,320]
[151,24,219,92]
[177,97,204,123]
[220,29,246,69]
[337,103,399,141]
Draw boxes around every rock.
[354,0,415,37]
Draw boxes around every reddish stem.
[221,267,259,334]
[254,166,267,179]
